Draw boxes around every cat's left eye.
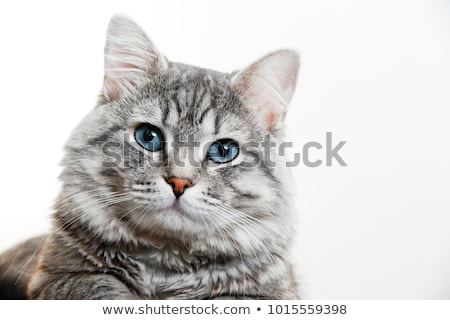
[134,124,164,152]
[208,139,239,164]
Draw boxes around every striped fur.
[0,14,300,299]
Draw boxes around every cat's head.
[59,14,299,256]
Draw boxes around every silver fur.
[0,14,300,299]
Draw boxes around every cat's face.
[60,15,299,254]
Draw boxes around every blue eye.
[208,139,239,163]
[135,124,164,152]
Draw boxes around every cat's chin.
[131,197,205,232]
[163,198,202,221]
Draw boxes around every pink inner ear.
[267,112,278,129]
[106,61,140,74]
[102,15,168,101]
[235,50,299,131]
[104,78,120,101]
[104,60,140,85]
[104,60,141,100]
[244,75,288,130]
[266,110,287,129]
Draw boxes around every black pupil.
[218,143,229,157]
[143,129,156,142]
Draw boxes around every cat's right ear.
[103,14,168,101]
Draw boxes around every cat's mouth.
[170,199,183,212]
[161,197,192,217]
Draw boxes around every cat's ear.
[103,14,168,101]
[232,50,299,131]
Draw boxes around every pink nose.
[166,177,193,198]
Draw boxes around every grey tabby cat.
[0,14,300,299]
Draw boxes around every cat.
[0,14,300,299]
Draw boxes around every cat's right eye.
[134,124,164,152]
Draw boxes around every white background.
[0,0,449,299]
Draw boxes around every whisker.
[210,202,292,295]
[12,189,134,286]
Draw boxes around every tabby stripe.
[87,125,123,146]
[172,94,182,117]
[197,93,215,124]
[134,181,154,185]
[161,102,170,125]
[229,183,260,200]
[131,188,154,193]
[214,112,222,135]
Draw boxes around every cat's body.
[0,14,300,299]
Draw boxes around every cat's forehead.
[132,63,248,139]
[164,62,229,86]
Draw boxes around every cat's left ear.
[103,14,168,101]
[232,50,300,131]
